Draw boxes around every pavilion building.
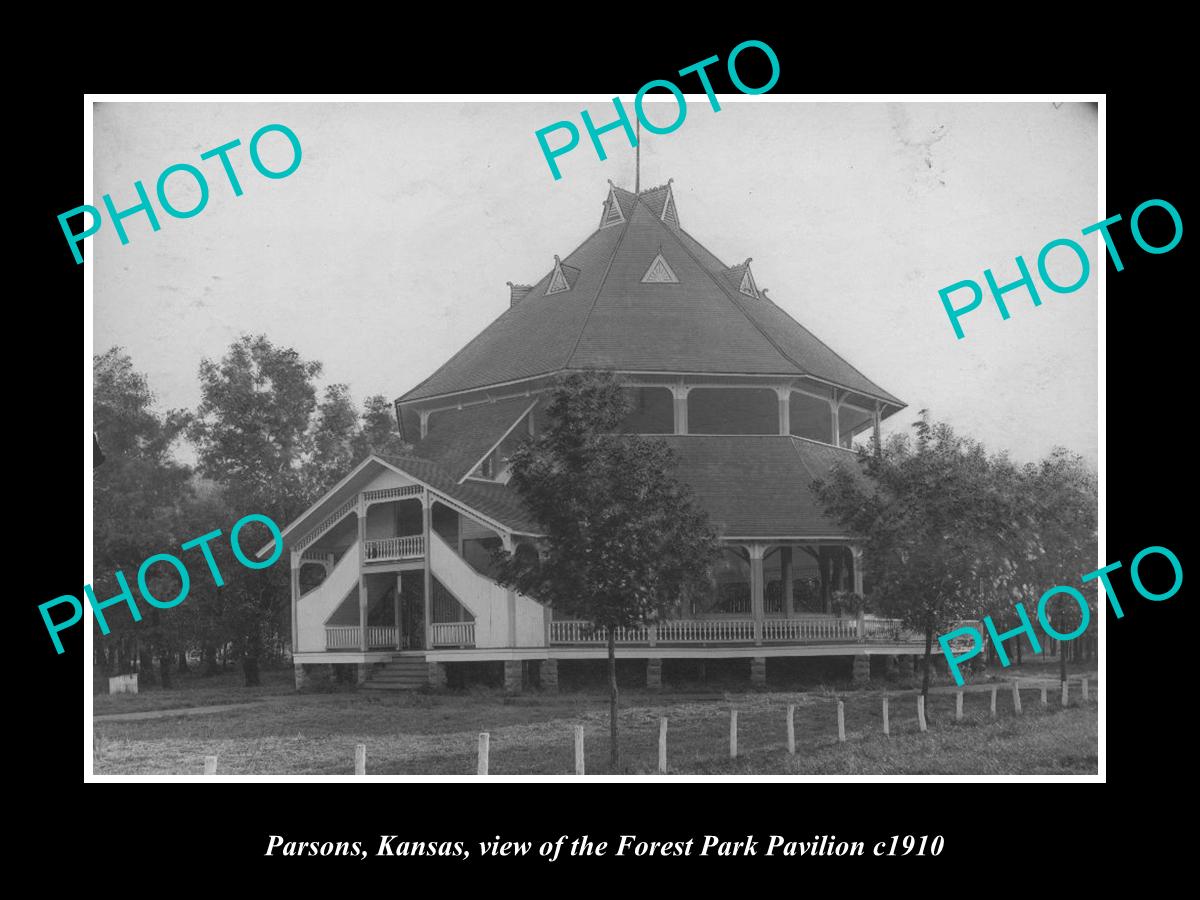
[265,180,921,692]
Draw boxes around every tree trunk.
[178,650,189,674]
[203,643,219,676]
[921,617,933,701]
[158,652,173,689]
[1016,632,1023,665]
[607,632,620,772]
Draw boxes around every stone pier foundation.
[897,654,915,679]
[294,663,332,690]
[540,659,559,693]
[428,662,448,689]
[851,654,870,684]
[750,656,767,687]
[646,657,663,690]
[503,659,523,694]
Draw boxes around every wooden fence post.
[729,709,738,759]
[574,725,585,776]
[836,700,846,743]
[1061,679,1069,707]
[786,704,796,754]
[882,697,889,736]
[917,695,927,732]
[1041,685,1048,706]
[354,743,366,776]
[955,691,963,722]
[990,685,998,718]
[658,718,668,774]
[203,755,218,776]
[1012,680,1022,715]
[478,732,489,776]
[1081,676,1089,701]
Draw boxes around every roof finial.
[554,255,561,265]
[745,257,753,266]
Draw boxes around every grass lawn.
[92,668,330,715]
[93,666,1098,776]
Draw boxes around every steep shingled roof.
[399,184,902,408]
[412,396,537,481]
[657,435,867,538]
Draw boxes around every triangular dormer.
[641,251,679,284]
[600,183,626,229]
[547,255,574,295]
[738,259,760,298]
[661,180,679,228]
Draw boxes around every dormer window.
[641,251,679,284]
[546,255,578,295]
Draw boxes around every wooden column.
[776,386,790,436]
[851,545,865,642]
[394,573,403,650]
[780,546,794,619]
[830,391,842,448]
[672,383,689,435]
[501,534,517,646]
[749,544,766,645]
[357,500,368,652]
[290,550,301,652]
[872,401,882,452]
[422,494,433,651]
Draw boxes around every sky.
[93,100,1098,467]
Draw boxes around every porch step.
[362,657,428,691]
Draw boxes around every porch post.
[423,493,433,651]
[749,543,766,645]
[830,391,842,447]
[850,545,864,596]
[780,546,794,619]
[776,385,790,436]
[290,550,300,652]
[358,499,368,652]
[872,401,882,453]
[851,545,864,642]
[672,382,689,435]
[501,533,517,646]
[394,573,403,650]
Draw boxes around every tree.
[353,394,412,465]
[815,412,1024,701]
[93,348,193,680]
[493,372,719,770]
[1013,449,1097,683]
[188,335,324,686]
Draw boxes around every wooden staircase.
[361,656,428,691]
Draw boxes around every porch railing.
[550,617,910,645]
[430,622,476,647]
[363,535,424,561]
[324,626,398,650]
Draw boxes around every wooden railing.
[550,617,911,645]
[762,618,857,642]
[363,535,424,561]
[363,485,423,504]
[324,626,398,649]
[296,496,358,551]
[325,626,360,649]
[430,622,476,647]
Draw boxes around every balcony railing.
[363,535,424,562]
[549,617,909,645]
[430,622,476,647]
[362,485,424,504]
[324,626,398,649]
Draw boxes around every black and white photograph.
[81,96,1106,780]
